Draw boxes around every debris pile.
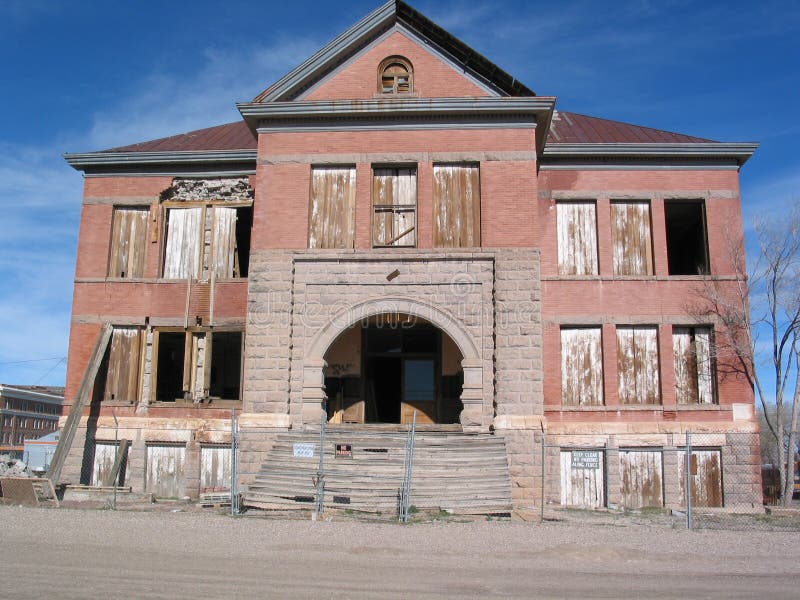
[160,177,254,202]
[0,454,31,477]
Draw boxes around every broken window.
[433,164,481,247]
[665,200,709,275]
[557,202,598,275]
[616,326,660,404]
[619,450,664,508]
[611,201,653,276]
[108,207,148,277]
[678,448,723,507]
[153,329,242,403]
[560,327,603,406]
[673,326,715,404]
[308,166,357,249]
[103,327,144,403]
[372,167,417,247]
[379,56,413,94]
[162,205,252,279]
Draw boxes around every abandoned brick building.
[60,0,760,511]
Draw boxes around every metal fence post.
[314,412,326,519]
[540,429,546,523]
[230,407,238,515]
[399,411,417,522]
[112,409,118,511]
[686,431,692,530]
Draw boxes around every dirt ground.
[2,505,799,599]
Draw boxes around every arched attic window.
[378,56,413,95]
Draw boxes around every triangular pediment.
[253,0,533,103]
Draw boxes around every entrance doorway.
[324,317,463,425]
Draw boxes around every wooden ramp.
[244,430,512,515]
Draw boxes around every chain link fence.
[541,431,800,531]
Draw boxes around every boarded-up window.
[673,326,715,404]
[91,442,128,487]
[619,450,663,508]
[211,207,237,277]
[678,449,723,507]
[145,444,185,498]
[611,202,653,276]
[308,167,356,249]
[557,202,598,275]
[109,207,148,278]
[104,327,142,403]
[616,326,660,404]
[561,327,603,406]
[433,164,480,247]
[560,450,605,508]
[163,207,203,278]
[372,168,416,247]
[200,445,232,493]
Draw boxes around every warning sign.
[571,450,601,469]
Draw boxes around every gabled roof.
[252,0,534,103]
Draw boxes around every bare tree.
[692,201,800,505]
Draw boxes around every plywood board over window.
[557,202,598,275]
[163,207,203,278]
[104,327,143,403]
[560,450,605,508]
[561,327,603,405]
[200,445,232,493]
[673,326,715,404]
[308,167,356,249]
[433,164,480,247]
[611,202,653,276]
[108,207,148,277]
[145,444,185,498]
[616,326,660,404]
[372,168,416,247]
[619,450,664,508]
[678,449,723,507]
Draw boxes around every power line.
[0,357,66,366]
[34,357,66,385]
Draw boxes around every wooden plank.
[145,444,186,498]
[46,324,113,484]
[561,327,603,405]
[619,450,663,508]
[611,202,653,276]
[163,207,203,279]
[679,449,723,507]
[560,450,604,508]
[103,327,141,403]
[309,167,356,249]
[211,206,237,278]
[108,208,148,278]
[557,202,598,275]
[673,326,714,404]
[616,326,660,405]
[433,164,480,248]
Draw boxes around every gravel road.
[2,505,799,599]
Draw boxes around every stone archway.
[301,297,485,429]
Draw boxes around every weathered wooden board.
[211,206,237,277]
[560,450,605,508]
[309,167,356,249]
[619,450,663,508]
[109,208,148,277]
[678,449,723,507]
[611,202,653,276]
[145,444,185,498]
[104,327,142,403]
[557,202,598,275]
[561,327,604,405]
[673,326,714,404]
[200,445,231,493]
[163,207,203,278]
[616,326,660,404]
[432,164,480,248]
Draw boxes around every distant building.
[23,431,60,473]
[0,385,63,458]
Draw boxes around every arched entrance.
[301,298,485,429]
[323,315,464,425]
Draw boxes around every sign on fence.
[335,444,353,458]
[571,450,601,469]
[293,443,315,458]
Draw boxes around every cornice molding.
[543,142,758,166]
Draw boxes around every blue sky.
[0,0,798,386]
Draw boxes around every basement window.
[372,167,417,247]
[378,56,413,94]
[153,329,243,403]
[108,207,149,277]
[162,205,252,279]
[664,200,709,275]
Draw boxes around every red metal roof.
[97,111,715,154]
[101,120,257,153]
[548,111,715,144]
